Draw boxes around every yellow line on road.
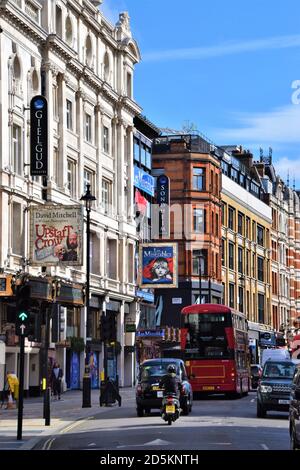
[60,416,94,435]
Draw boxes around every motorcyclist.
[159,364,182,397]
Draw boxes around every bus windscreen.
[182,312,233,360]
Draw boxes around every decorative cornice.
[0,1,47,43]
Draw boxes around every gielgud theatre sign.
[30,205,83,266]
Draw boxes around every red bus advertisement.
[181,304,250,397]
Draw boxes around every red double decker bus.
[181,304,250,397]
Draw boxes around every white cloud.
[273,156,300,184]
[215,105,300,145]
[143,34,300,62]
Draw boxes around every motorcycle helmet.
[167,364,176,374]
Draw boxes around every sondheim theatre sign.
[30,95,48,176]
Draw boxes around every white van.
[261,348,290,366]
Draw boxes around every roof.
[181,304,231,315]
[141,358,183,365]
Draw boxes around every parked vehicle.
[250,364,262,389]
[257,360,296,418]
[161,393,180,425]
[136,358,193,417]
[289,362,300,450]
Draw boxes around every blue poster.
[140,243,178,288]
[70,352,80,389]
[88,352,99,389]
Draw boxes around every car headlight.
[260,385,272,393]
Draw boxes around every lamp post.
[80,184,96,408]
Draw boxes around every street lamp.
[80,184,96,408]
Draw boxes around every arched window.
[32,69,39,93]
[56,5,62,37]
[65,16,73,46]
[13,55,21,80]
[103,52,110,81]
[85,35,92,66]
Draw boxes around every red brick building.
[151,134,222,327]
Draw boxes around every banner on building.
[139,243,178,289]
[30,95,48,176]
[134,166,154,197]
[30,205,83,266]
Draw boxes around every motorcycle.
[161,393,180,425]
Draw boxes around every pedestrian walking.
[51,362,63,400]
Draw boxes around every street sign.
[125,324,136,333]
[157,175,170,237]
[30,95,48,176]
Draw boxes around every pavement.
[0,387,135,450]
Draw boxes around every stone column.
[58,74,67,189]
[126,125,134,222]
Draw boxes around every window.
[221,239,225,266]
[103,126,109,153]
[193,167,205,190]
[252,254,256,277]
[221,203,226,225]
[53,85,58,120]
[239,286,244,313]
[107,239,117,279]
[103,52,110,81]
[221,160,229,175]
[229,283,235,308]
[56,5,62,37]
[145,146,151,170]
[91,232,100,275]
[258,294,265,323]
[67,159,76,197]
[257,225,264,246]
[215,213,219,236]
[12,124,22,175]
[66,99,73,130]
[250,181,259,196]
[228,207,235,231]
[257,256,264,282]
[85,113,92,142]
[128,244,134,283]
[231,167,238,182]
[66,308,81,337]
[127,72,132,98]
[238,213,244,235]
[102,178,112,215]
[192,250,208,275]
[238,247,243,273]
[83,168,94,193]
[246,217,250,239]
[229,242,234,270]
[85,35,92,67]
[65,16,73,46]
[12,202,23,255]
[246,250,250,276]
[134,138,140,163]
[53,147,59,183]
[193,208,206,233]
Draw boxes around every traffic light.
[100,314,116,342]
[15,284,31,336]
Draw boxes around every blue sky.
[102,0,300,187]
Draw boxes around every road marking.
[117,439,172,449]
[250,399,255,403]
[261,444,269,450]
[42,437,56,450]
[60,416,94,435]
[88,443,96,447]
